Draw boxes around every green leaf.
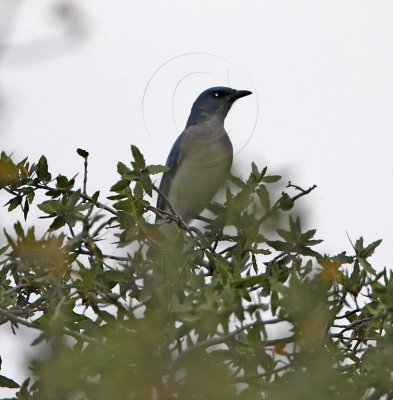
[289,216,302,238]
[117,162,132,175]
[37,155,51,182]
[251,162,260,177]
[277,228,294,242]
[296,245,320,257]
[257,186,270,210]
[131,145,145,169]
[0,374,19,388]
[67,190,81,208]
[27,189,35,203]
[56,175,68,189]
[37,201,57,214]
[31,332,47,346]
[232,274,269,289]
[23,197,29,220]
[140,175,153,197]
[49,216,66,230]
[7,196,21,212]
[0,245,9,255]
[91,191,100,203]
[76,148,89,158]
[271,290,279,316]
[228,174,246,188]
[146,164,169,175]
[267,240,294,253]
[110,179,130,192]
[300,229,317,242]
[262,175,281,183]
[0,153,19,188]
[363,239,382,258]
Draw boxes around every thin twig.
[287,181,317,201]
[170,321,294,369]
[76,248,129,262]
[0,309,35,328]
[83,154,88,196]
[0,309,99,345]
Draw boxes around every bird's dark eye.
[214,92,220,97]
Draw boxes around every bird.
[156,86,252,225]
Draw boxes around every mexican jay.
[157,86,252,224]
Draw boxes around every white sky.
[0,0,392,395]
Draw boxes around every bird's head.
[186,86,252,127]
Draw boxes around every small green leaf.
[37,201,57,214]
[267,240,294,253]
[77,148,89,158]
[0,153,19,188]
[232,274,269,289]
[27,190,35,203]
[7,196,22,212]
[67,190,81,208]
[37,155,51,182]
[56,175,68,189]
[0,245,9,255]
[23,197,29,220]
[228,174,246,188]
[0,374,19,388]
[363,239,382,258]
[271,290,279,316]
[251,162,260,177]
[91,191,100,203]
[131,145,145,169]
[140,175,153,197]
[257,186,270,210]
[262,175,281,183]
[117,162,131,175]
[50,216,66,230]
[146,164,169,175]
[111,179,130,192]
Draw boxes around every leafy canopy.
[0,148,391,400]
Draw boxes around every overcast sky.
[0,0,392,395]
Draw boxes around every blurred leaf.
[146,164,169,174]
[0,374,19,388]
[262,175,281,183]
[0,149,390,400]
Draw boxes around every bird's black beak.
[231,89,252,101]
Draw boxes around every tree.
[0,147,391,400]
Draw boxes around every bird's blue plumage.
[157,133,183,212]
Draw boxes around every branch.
[287,181,317,201]
[76,248,130,262]
[82,153,88,196]
[0,309,99,345]
[36,183,118,216]
[0,309,35,328]
[170,320,293,369]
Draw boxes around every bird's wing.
[156,132,185,212]
[156,124,208,213]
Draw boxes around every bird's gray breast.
[167,123,233,222]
